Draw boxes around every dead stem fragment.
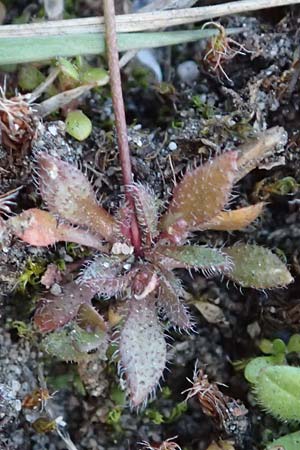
[236,126,288,182]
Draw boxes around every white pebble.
[168,141,177,151]
[177,60,199,85]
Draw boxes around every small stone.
[48,125,58,136]
[168,141,177,151]
[247,321,261,339]
[50,283,62,296]
[177,60,199,85]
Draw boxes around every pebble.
[50,282,62,296]
[168,141,177,151]
[177,60,199,85]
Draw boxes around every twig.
[29,67,60,103]
[103,0,142,255]
[36,83,96,117]
[1,0,300,37]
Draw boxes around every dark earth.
[1,1,300,449]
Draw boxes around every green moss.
[17,258,46,293]
[192,95,216,119]
[145,408,165,424]
[11,320,34,339]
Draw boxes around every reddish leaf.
[202,203,265,231]
[78,255,130,298]
[129,183,159,246]
[119,298,167,406]
[36,153,116,242]
[8,209,58,246]
[8,208,107,250]
[158,269,192,329]
[159,152,237,241]
[34,281,95,333]
[41,263,62,289]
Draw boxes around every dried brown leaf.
[202,203,265,231]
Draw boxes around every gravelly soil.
[1,2,300,449]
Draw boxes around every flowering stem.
[103,0,142,255]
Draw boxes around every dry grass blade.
[0,0,299,38]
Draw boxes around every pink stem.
[103,0,142,255]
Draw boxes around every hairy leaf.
[0,186,22,217]
[42,321,107,362]
[158,269,192,329]
[266,431,300,450]
[34,281,96,333]
[36,153,116,241]
[79,255,130,298]
[255,366,300,421]
[155,245,231,274]
[224,244,293,288]
[129,183,159,246]
[244,355,285,384]
[77,303,107,333]
[202,203,265,231]
[159,152,237,240]
[119,298,167,406]
[8,208,107,250]
[9,209,58,246]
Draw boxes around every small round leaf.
[65,110,92,141]
[287,334,300,353]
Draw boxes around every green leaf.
[259,338,286,355]
[255,366,300,421]
[57,57,80,80]
[42,322,107,363]
[0,28,241,65]
[272,338,286,355]
[18,65,45,91]
[224,244,293,289]
[244,355,285,384]
[156,245,230,273]
[258,339,274,355]
[80,67,109,86]
[65,110,92,141]
[287,334,300,353]
[266,431,300,450]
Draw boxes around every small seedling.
[244,334,300,421]
[202,22,250,81]
[3,148,293,407]
[266,431,300,450]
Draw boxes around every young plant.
[266,431,300,450]
[2,147,293,407]
[244,334,300,422]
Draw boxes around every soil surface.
[1,2,300,450]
